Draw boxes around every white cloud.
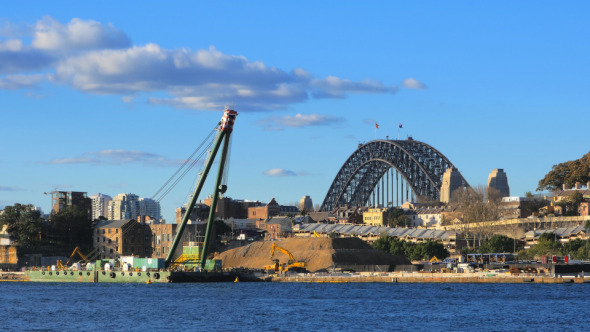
[0,16,416,110]
[264,168,297,177]
[403,77,427,89]
[32,16,131,51]
[50,149,181,166]
[0,74,44,89]
[0,39,23,52]
[257,113,345,130]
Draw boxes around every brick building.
[149,223,206,259]
[175,203,210,223]
[93,219,149,259]
[248,198,280,220]
[203,197,262,220]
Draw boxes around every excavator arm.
[270,243,295,264]
[65,246,90,266]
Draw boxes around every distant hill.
[537,151,590,191]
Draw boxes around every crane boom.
[164,106,238,269]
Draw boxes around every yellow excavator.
[56,246,92,270]
[263,243,306,273]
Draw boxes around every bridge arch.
[320,138,469,211]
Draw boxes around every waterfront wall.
[272,272,589,284]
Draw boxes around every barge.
[24,269,243,283]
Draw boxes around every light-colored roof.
[524,225,587,239]
[298,223,454,240]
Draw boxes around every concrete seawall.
[271,272,590,284]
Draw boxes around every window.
[97,237,100,243]
[108,239,112,244]
[116,229,119,234]
[110,249,113,254]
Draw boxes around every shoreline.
[269,271,590,284]
[3,270,590,284]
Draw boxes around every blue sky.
[1,1,589,221]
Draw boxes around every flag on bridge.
[375,123,379,129]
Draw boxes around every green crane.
[164,107,238,270]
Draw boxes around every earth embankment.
[216,237,410,272]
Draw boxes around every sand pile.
[215,237,410,272]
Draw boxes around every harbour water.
[1,282,587,331]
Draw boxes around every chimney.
[587,181,590,189]
[563,184,568,190]
[575,182,582,189]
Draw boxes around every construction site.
[216,237,410,273]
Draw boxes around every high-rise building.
[49,191,91,216]
[108,193,140,220]
[487,169,510,198]
[89,193,112,221]
[300,196,313,212]
[139,198,161,221]
[440,168,463,203]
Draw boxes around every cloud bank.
[50,149,181,166]
[0,16,420,111]
[257,113,345,130]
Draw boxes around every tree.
[387,208,412,227]
[556,191,584,216]
[373,234,390,252]
[47,205,93,252]
[451,186,499,223]
[372,235,449,261]
[478,234,518,253]
[537,151,590,191]
[213,219,231,237]
[0,203,44,248]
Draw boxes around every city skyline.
[1,2,589,222]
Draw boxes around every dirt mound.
[215,237,410,272]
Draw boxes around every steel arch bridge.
[320,138,470,212]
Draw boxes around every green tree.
[522,232,561,259]
[556,191,584,216]
[373,236,449,261]
[0,203,44,248]
[537,151,590,191]
[387,208,412,227]
[373,234,390,252]
[561,238,586,258]
[213,219,231,237]
[478,234,518,253]
[47,205,93,253]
